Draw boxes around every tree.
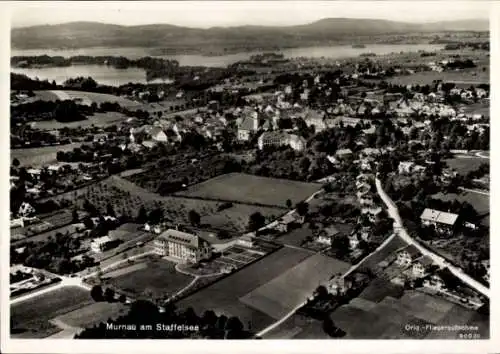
[72,208,79,223]
[314,285,329,299]
[248,212,265,232]
[136,205,148,224]
[295,201,309,216]
[83,216,94,230]
[285,199,292,209]
[106,203,116,217]
[90,285,104,302]
[224,316,244,339]
[188,209,201,226]
[104,288,115,302]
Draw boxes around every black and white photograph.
[2,0,494,348]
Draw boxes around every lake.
[11,64,173,87]
[12,44,444,85]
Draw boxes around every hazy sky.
[10,1,490,28]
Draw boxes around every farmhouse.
[420,208,459,235]
[423,274,446,291]
[411,256,434,278]
[395,245,421,267]
[154,229,212,264]
[317,226,340,245]
[275,213,298,233]
[90,236,115,253]
[328,276,352,296]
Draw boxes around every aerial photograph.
[7,0,490,341]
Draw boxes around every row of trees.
[75,299,250,339]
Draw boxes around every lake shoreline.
[11,43,445,86]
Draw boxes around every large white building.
[154,229,212,264]
[257,131,306,151]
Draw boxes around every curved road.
[375,178,489,298]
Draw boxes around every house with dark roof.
[237,111,259,141]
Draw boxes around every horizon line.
[11,17,490,30]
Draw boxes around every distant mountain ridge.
[11,18,489,50]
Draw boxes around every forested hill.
[12,18,489,50]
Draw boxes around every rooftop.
[420,208,459,226]
[158,229,207,249]
[91,236,112,245]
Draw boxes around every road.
[10,251,153,305]
[458,186,489,196]
[375,178,490,298]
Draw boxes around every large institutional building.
[153,229,212,264]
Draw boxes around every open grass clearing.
[11,142,84,167]
[34,90,142,109]
[106,257,194,300]
[176,172,321,208]
[358,278,405,303]
[445,157,489,175]
[53,301,128,329]
[31,112,130,130]
[10,286,92,338]
[388,69,489,86]
[355,235,408,273]
[177,246,311,332]
[239,254,350,320]
[432,191,489,226]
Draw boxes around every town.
[9,17,490,340]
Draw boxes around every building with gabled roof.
[420,208,459,234]
[237,111,259,141]
[154,229,212,263]
[395,245,421,267]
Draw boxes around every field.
[30,112,130,130]
[51,176,283,233]
[105,257,194,300]
[201,203,283,233]
[462,102,490,117]
[177,246,312,331]
[239,254,350,320]
[432,191,489,226]
[52,301,128,329]
[329,290,488,339]
[176,173,321,208]
[276,225,314,247]
[445,157,489,175]
[11,211,75,246]
[34,90,142,109]
[355,235,408,273]
[10,286,93,338]
[388,69,489,86]
[11,142,84,167]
